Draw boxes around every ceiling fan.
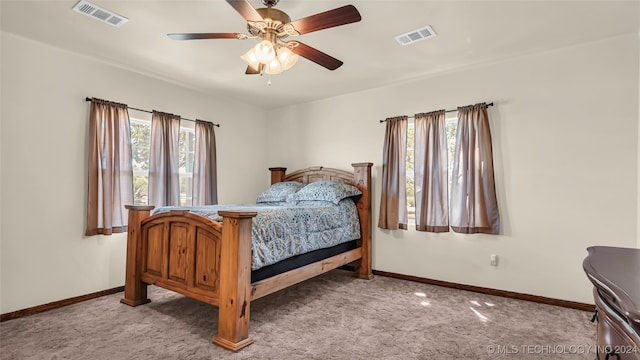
[167,0,361,75]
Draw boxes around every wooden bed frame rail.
[120,163,373,351]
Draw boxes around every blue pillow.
[256,181,305,203]
[288,180,362,205]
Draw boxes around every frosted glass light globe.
[254,40,276,64]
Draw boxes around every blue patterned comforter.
[151,199,361,270]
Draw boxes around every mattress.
[152,198,361,270]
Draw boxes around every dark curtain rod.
[379,102,494,123]
[85,97,220,127]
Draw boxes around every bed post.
[269,167,287,184]
[120,205,155,306]
[213,210,258,352]
[352,163,373,280]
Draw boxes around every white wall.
[0,32,269,314]
[1,30,637,314]
[266,33,640,304]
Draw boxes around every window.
[379,103,499,234]
[178,121,196,206]
[130,116,196,206]
[131,118,150,205]
[405,114,457,222]
[406,122,415,220]
[445,114,458,186]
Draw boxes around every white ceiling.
[2,0,639,109]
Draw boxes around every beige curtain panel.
[86,98,134,236]
[378,116,408,230]
[450,103,500,234]
[148,110,181,207]
[414,110,449,232]
[193,120,218,206]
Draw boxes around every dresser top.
[583,246,640,334]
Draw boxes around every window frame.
[129,114,196,206]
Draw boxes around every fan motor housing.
[256,7,290,24]
[248,7,291,37]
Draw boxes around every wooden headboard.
[267,161,373,195]
[269,166,354,185]
[268,163,373,280]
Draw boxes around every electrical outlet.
[490,254,498,266]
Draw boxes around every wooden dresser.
[583,246,640,359]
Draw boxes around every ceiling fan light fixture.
[277,46,299,70]
[244,40,298,75]
[264,58,284,74]
[240,48,261,71]
[254,40,276,63]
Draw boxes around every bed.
[120,163,373,351]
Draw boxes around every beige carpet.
[1,270,595,359]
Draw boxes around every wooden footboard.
[121,206,257,350]
[120,162,373,351]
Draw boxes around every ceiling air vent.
[72,0,128,28]
[394,25,436,46]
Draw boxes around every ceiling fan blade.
[226,0,263,22]
[292,42,343,70]
[168,33,240,40]
[245,64,263,75]
[289,5,361,35]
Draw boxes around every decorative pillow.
[289,180,362,205]
[256,181,305,203]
